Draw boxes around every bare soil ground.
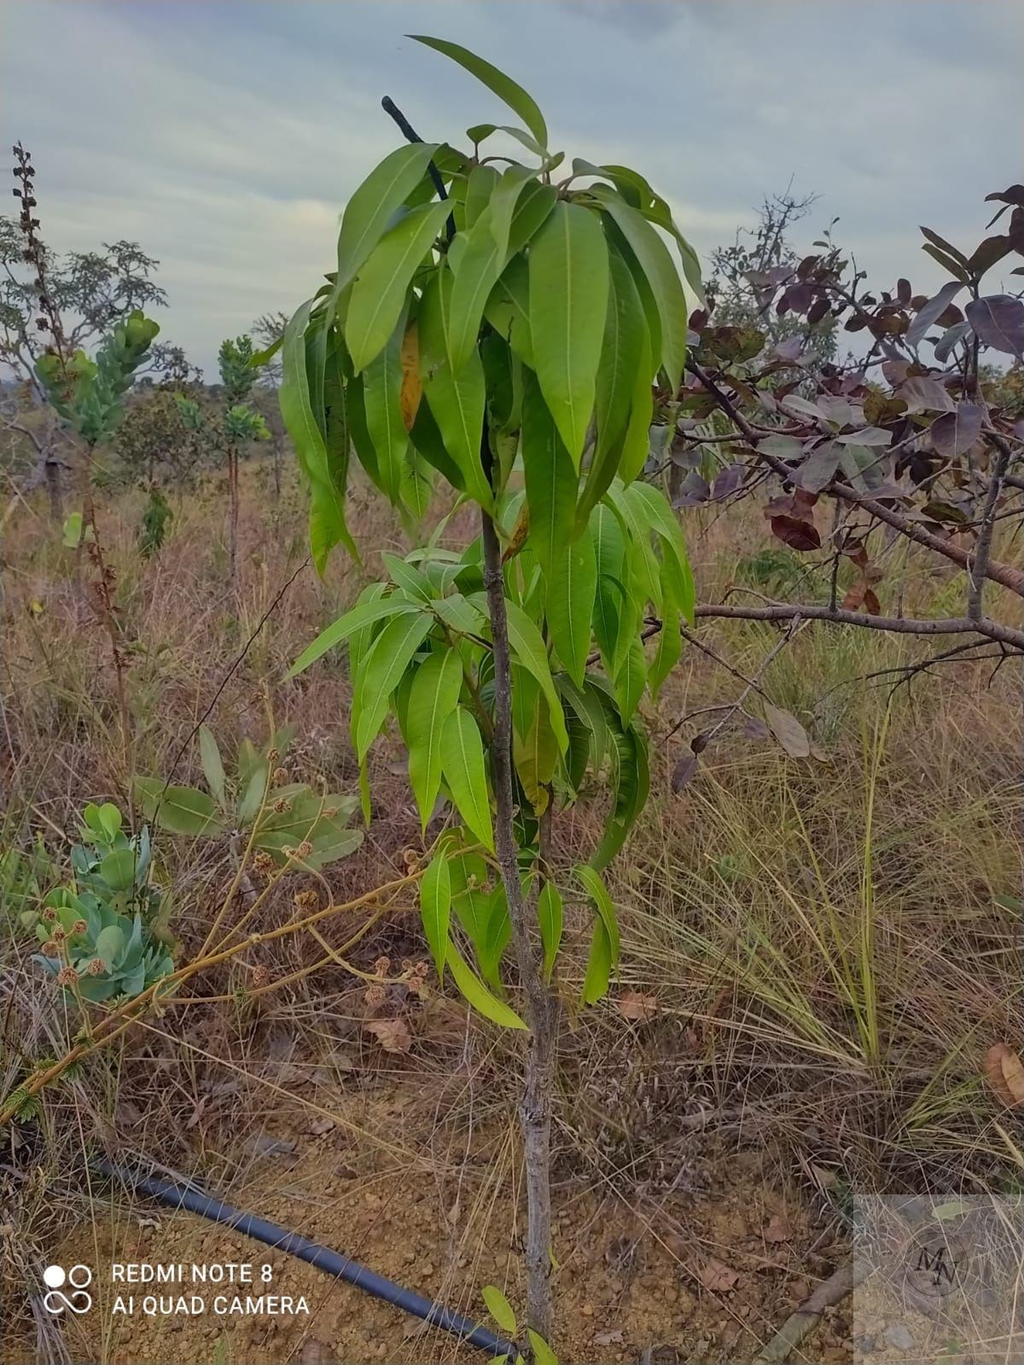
[39,1079,851,1365]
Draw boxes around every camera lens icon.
[42,1265,92,1313]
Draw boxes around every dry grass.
[1,460,1021,1361]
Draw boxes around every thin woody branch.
[684,359,1024,601]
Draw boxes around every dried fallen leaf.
[984,1042,1024,1108]
[764,1213,794,1243]
[700,1257,740,1293]
[763,702,811,758]
[593,1330,625,1347]
[364,1018,412,1054]
[617,991,659,1022]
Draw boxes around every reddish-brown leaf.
[771,515,821,552]
[841,581,867,611]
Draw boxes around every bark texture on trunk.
[480,508,557,1343]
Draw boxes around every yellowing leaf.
[399,320,422,431]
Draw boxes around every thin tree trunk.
[480,506,557,1343]
[228,444,239,592]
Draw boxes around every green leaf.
[237,765,268,826]
[512,669,557,814]
[590,503,627,672]
[280,301,354,571]
[336,142,440,292]
[446,938,526,1028]
[615,319,655,487]
[420,849,452,977]
[581,917,612,1006]
[440,707,494,851]
[482,1285,518,1336]
[383,553,433,601]
[527,1331,559,1365]
[590,701,650,871]
[198,725,226,807]
[585,242,647,505]
[490,165,540,260]
[432,592,489,638]
[577,863,619,1004]
[537,881,564,981]
[99,848,137,893]
[502,600,569,751]
[62,512,83,548]
[485,253,534,367]
[546,526,597,687]
[409,393,467,489]
[95,924,126,971]
[409,36,549,150]
[447,207,508,375]
[133,779,225,838]
[614,634,647,725]
[528,201,609,465]
[406,649,465,831]
[346,200,450,373]
[649,562,683,698]
[461,164,500,233]
[418,270,494,511]
[521,369,576,583]
[354,612,433,761]
[557,675,610,774]
[591,185,689,390]
[627,481,696,623]
[288,595,421,678]
[363,314,410,505]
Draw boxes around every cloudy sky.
[3,1,1021,376]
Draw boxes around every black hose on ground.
[94,1161,516,1359]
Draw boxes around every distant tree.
[250,311,289,495]
[0,145,179,519]
[705,186,839,370]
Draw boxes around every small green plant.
[138,486,172,557]
[273,34,701,1340]
[481,1284,558,1364]
[29,803,174,1003]
[35,309,160,446]
[134,726,362,870]
[0,837,52,926]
